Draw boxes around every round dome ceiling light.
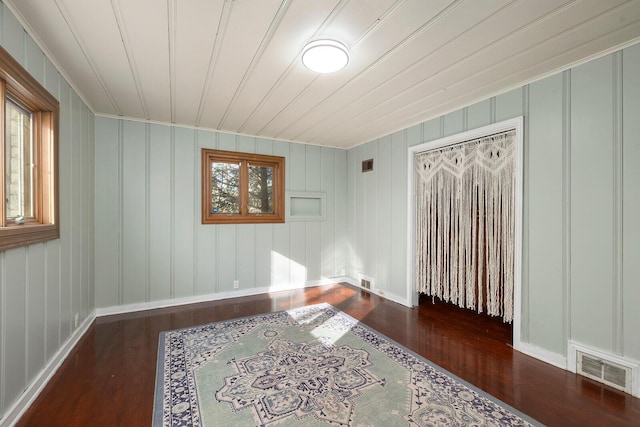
[302,40,349,73]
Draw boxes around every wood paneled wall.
[94,119,347,309]
[347,43,640,366]
[0,4,95,420]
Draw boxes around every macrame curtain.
[414,130,516,323]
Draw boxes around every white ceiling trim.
[95,112,344,149]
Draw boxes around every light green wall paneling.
[423,118,441,143]
[1,4,95,419]
[149,125,172,300]
[94,118,120,307]
[334,149,347,275]
[25,36,43,84]
[495,88,523,122]
[346,44,640,364]
[390,129,409,298]
[122,121,147,304]
[1,1,640,420]
[443,109,464,136]
[26,244,45,385]
[320,147,336,279]
[570,55,615,352]
[376,135,393,292]
[93,119,348,308]
[44,241,61,362]
[527,74,565,355]
[58,82,72,342]
[3,248,27,411]
[1,5,23,63]
[622,43,640,360]
[467,99,492,130]
[173,127,196,298]
[305,145,322,282]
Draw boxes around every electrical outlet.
[233,280,239,289]
[74,313,79,328]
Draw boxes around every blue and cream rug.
[153,303,542,426]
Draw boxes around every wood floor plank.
[15,283,640,426]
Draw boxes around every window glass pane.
[211,161,240,214]
[248,163,273,213]
[5,98,34,219]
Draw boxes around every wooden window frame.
[0,45,59,251]
[201,149,285,224]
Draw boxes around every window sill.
[0,223,59,251]
[202,214,285,225]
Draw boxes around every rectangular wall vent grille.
[362,159,374,172]
[358,273,374,293]
[577,350,631,393]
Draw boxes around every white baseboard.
[95,279,342,317]
[515,342,567,370]
[3,279,348,426]
[1,312,96,427]
[341,276,411,307]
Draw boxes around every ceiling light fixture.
[302,40,349,73]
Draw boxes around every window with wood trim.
[201,149,285,224]
[0,45,59,251]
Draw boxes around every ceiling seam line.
[217,0,293,130]
[341,22,640,148]
[52,0,122,115]
[328,4,640,145]
[271,0,465,140]
[167,0,176,123]
[296,0,536,142]
[195,1,234,128]
[110,0,149,120]
[236,0,353,134]
[257,0,412,137]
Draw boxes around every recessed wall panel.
[622,44,640,360]
[121,121,147,304]
[149,125,172,301]
[570,56,615,351]
[527,74,565,355]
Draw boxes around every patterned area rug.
[153,303,542,426]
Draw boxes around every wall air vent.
[577,350,632,393]
[358,273,374,292]
[362,159,374,172]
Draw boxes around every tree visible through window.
[202,149,284,224]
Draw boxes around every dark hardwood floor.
[15,283,640,426]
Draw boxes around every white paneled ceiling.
[6,0,640,148]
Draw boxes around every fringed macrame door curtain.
[415,130,516,323]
